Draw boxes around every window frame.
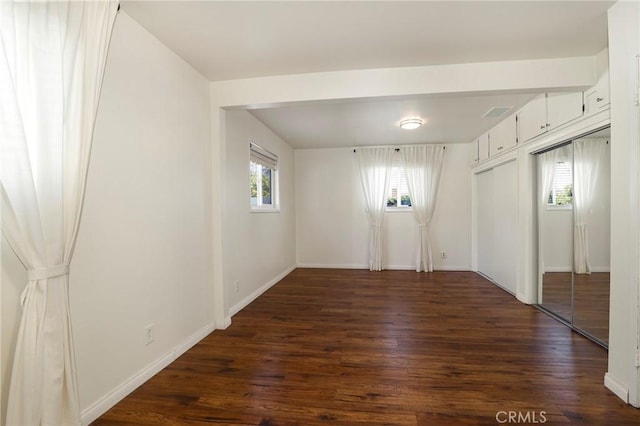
[250,142,280,213]
[546,159,573,211]
[386,152,413,212]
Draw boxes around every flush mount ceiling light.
[399,118,423,130]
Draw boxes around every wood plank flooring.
[92,269,639,425]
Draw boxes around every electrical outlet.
[440,252,447,259]
[234,280,240,293]
[144,324,154,345]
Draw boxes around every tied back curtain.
[354,147,393,271]
[0,1,118,425]
[573,138,607,274]
[401,145,444,272]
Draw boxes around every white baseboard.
[385,264,419,270]
[219,316,232,329]
[434,265,471,271]
[80,322,215,425]
[387,264,471,271]
[296,263,470,272]
[589,266,611,273]
[296,263,369,269]
[229,264,296,317]
[604,373,629,403]
[544,267,572,273]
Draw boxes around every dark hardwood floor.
[93,269,639,425]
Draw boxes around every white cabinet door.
[489,113,517,156]
[478,132,489,161]
[469,139,479,165]
[517,94,547,143]
[547,92,583,130]
[584,68,610,115]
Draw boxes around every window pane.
[549,161,573,206]
[261,167,272,205]
[387,159,411,208]
[250,149,278,210]
[250,161,258,206]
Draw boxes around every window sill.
[250,206,281,213]
[546,204,573,211]
[386,207,413,212]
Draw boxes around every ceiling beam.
[211,56,596,109]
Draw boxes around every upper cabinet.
[547,92,584,130]
[584,68,610,115]
[489,112,517,156]
[516,94,547,143]
[469,139,479,165]
[478,131,490,162]
[517,92,584,144]
[471,55,610,165]
[585,48,610,116]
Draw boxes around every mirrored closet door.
[536,127,610,346]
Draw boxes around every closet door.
[572,132,611,344]
[492,160,518,293]
[476,169,494,279]
[535,126,610,347]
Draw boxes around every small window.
[250,142,278,210]
[387,154,411,209]
[548,160,573,207]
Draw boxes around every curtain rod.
[353,146,445,153]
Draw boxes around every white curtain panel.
[573,138,607,274]
[400,145,444,272]
[537,147,561,279]
[355,147,394,271]
[0,1,118,424]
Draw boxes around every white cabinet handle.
[540,125,546,130]
[497,146,503,151]
[596,97,603,102]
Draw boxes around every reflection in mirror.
[536,126,610,347]
[538,143,574,322]
[573,128,610,344]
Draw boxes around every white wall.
[1,12,214,425]
[589,142,611,272]
[294,147,367,268]
[295,144,470,271]
[606,0,640,407]
[223,110,296,317]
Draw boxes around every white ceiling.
[249,93,538,148]
[121,1,613,148]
